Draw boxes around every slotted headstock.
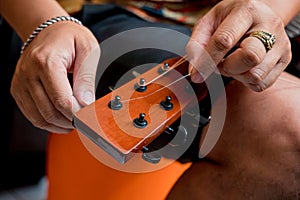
[73,57,208,164]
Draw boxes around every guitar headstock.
[73,57,208,164]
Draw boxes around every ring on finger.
[249,31,276,52]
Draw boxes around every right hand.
[187,0,291,92]
[11,21,100,133]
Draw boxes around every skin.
[0,0,100,133]
[168,72,300,199]
[187,0,300,92]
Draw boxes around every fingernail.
[72,96,82,113]
[82,91,95,105]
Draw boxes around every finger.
[40,64,73,121]
[206,8,252,61]
[73,44,100,106]
[248,60,288,92]
[219,36,266,76]
[188,7,253,82]
[233,48,290,92]
[186,7,217,82]
[12,85,72,133]
[187,40,215,82]
[72,95,82,113]
[246,34,291,86]
[28,78,74,129]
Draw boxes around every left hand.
[10,21,100,133]
[186,0,292,92]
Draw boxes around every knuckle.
[257,81,268,92]
[242,48,263,67]
[32,119,49,130]
[52,96,69,111]
[30,47,59,72]
[278,58,291,69]
[271,16,284,29]
[42,109,59,124]
[244,0,254,8]
[30,47,46,65]
[213,30,235,52]
[244,0,258,15]
[250,68,267,83]
[252,81,268,92]
[75,73,95,87]
[280,51,292,66]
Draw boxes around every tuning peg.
[141,146,162,164]
[133,113,148,128]
[108,95,123,110]
[168,125,188,147]
[134,78,147,92]
[160,96,173,111]
[158,62,169,74]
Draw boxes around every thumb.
[186,9,217,83]
[187,39,217,83]
[73,45,100,107]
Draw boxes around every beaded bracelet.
[20,16,83,55]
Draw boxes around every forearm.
[261,0,300,25]
[0,0,68,41]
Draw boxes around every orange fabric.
[47,130,192,200]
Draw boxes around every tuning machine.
[108,95,123,110]
[158,62,169,74]
[134,78,147,92]
[133,113,148,128]
[141,146,162,164]
[160,96,173,111]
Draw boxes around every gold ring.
[249,31,276,52]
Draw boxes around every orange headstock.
[73,57,208,164]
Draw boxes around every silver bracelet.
[20,16,83,55]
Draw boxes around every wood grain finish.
[73,57,207,163]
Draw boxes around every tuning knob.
[134,78,147,92]
[158,62,169,74]
[169,125,188,147]
[108,95,123,110]
[160,96,173,111]
[133,113,148,128]
[142,147,161,164]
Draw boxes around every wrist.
[0,0,69,41]
[20,16,83,55]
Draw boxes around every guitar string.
[145,55,188,86]
[117,56,189,103]
[115,55,300,103]
[143,54,300,87]
[117,75,300,105]
[120,73,191,103]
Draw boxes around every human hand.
[187,0,292,92]
[10,21,100,133]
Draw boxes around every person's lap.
[168,72,300,199]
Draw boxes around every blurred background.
[0,17,48,200]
